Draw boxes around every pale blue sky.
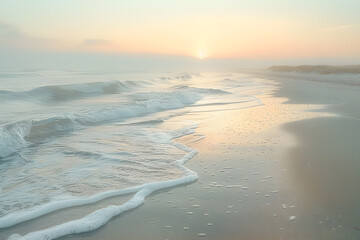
[1,0,359,28]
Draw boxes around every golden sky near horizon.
[0,0,360,59]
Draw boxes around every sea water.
[0,69,264,239]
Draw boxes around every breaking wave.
[0,80,147,102]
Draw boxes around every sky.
[0,0,360,69]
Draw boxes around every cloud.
[0,22,24,39]
[0,22,108,52]
[321,23,360,32]
[0,22,63,50]
[77,38,114,52]
[82,38,110,46]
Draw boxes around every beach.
[98,71,360,240]
[1,70,359,240]
[2,0,360,239]
[69,71,360,240]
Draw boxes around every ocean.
[0,69,264,239]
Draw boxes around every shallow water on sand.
[0,70,265,239]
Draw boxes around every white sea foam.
[0,88,203,158]
[2,123,199,239]
[7,175,198,240]
[80,89,203,124]
[0,121,32,158]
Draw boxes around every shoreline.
[65,72,357,239]
[1,71,360,240]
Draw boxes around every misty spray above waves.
[0,70,263,240]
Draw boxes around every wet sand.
[61,72,360,239]
[2,72,360,240]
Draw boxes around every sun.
[196,50,207,60]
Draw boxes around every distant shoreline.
[268,65,360,74]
